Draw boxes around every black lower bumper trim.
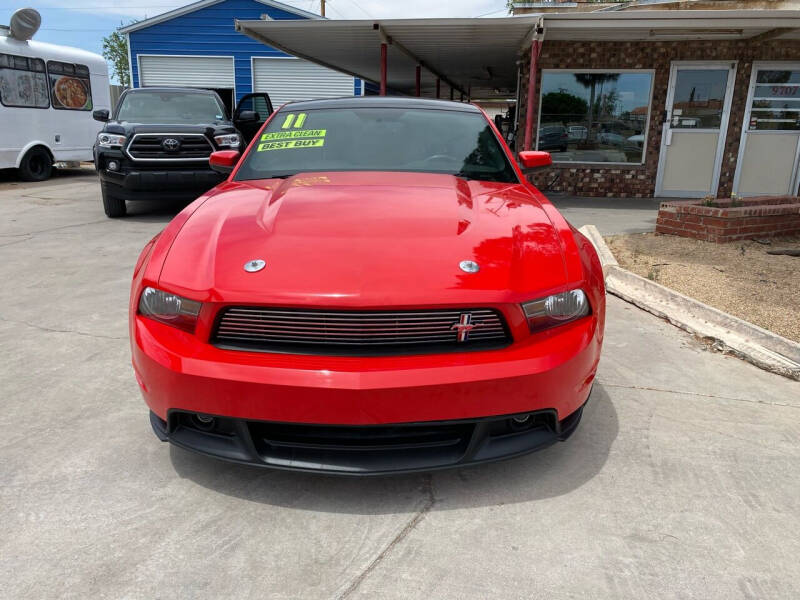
[151,398,588,475]
[100,168,223,199]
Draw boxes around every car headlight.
[138,287,202,333]
[214,134,240,148]
[521,289,590,332]
[97,133,126,148]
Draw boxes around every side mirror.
[235,110,258,124]
[518,150,552,170]
[93,109,110,122]
[209,150,241,175]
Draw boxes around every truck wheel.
[18,147,53,181]
[101,183,127,218]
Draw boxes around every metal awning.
[235,10,800,100]
[236,17,543,99]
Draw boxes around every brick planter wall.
[655,197,800,243]
[517,39,800,198]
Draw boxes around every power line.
[0,4,180,8]
[473,7,508,17]
[40,27,117,31]
[340,0,373,18]
[324,2,347,19]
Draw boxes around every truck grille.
[212,307,511,355]
[126,134,213,160]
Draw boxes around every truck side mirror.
[93,109,110,122]
[235,110,258,124]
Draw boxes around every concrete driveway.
[1,174,799,599]
[547,194,663,235]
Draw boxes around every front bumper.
[96,151,223,200]
[133,313,600,426]
[150,400,587,475]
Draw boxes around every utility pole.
[321,0,325,17]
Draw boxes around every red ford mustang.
[130,97,605,474]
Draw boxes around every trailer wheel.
[101,183,127,218]
[18,146,53,181]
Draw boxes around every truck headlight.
[97,133,126,148]
[522,289,590,332]
[138,287,202,333]
[214,134,240,148]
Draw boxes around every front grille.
[127,134,213,160]
[212,307,511,355]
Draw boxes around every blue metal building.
[120,0,362,114]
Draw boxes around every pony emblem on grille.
[451,313,482,342]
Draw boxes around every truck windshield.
[116,91,226,124]
[234,107,518,183]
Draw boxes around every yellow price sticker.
[260,129,326,141]
[257,138,325,151]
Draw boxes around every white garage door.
[253,57,354,105]
[138,55,234,89]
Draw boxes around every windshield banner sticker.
[257,138,325,151]
[260,129,326,141]
[280,112,309,129]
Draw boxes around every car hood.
[102,122,235,137]
[159,172,569,307]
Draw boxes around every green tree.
[102,28,130,87]
[574,73,619,142]
[541,90,588,123]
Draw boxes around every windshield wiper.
[267,173,297,179]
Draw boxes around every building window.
[538,70,654,164]
[0,53,50,108]
[46,61,93,111]
[750,69,800,131]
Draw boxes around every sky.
[0,0,509,78]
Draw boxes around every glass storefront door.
[734,64,800,197]
[656,62,737,197]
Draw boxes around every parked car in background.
[538,125,569,152]
[624,133,645,157]
[0,9,110,181]
[131,97,606,475]
[93,87,273,217]
[568,125,587,142]
[599,132,626,147]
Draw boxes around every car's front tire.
[101,182,127,218]
[18,146,53,181]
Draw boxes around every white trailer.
[0,9,110,180]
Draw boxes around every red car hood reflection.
[158,171,568,307]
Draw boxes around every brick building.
[520,35,800,197]
[231,10,800,199]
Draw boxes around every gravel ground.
[605,233,800,342]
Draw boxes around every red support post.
[436,78,440,98]
[415,65,421,97]
[380,43,387,96]
[523,39,541,151]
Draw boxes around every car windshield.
[233,106,518,183]
[116,91,226,124]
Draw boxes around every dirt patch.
[605,233,800,342]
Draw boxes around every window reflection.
[538,71,653,164]
[751,69,800,131]
[670,69,728,130]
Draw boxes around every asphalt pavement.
[1,171,798,599]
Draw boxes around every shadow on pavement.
[125,199,191,223]
[0,166,97,186]
[168,384,618,514]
